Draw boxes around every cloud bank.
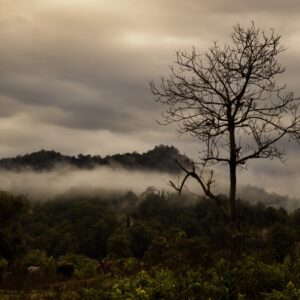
[0,166,174,200]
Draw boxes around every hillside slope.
[0,145,190,173]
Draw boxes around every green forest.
[1,188,300,299]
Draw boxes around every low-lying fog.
[0,166,176,200]
[0,166,298,209]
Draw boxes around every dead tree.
[150,23,300,261]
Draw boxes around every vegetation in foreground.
[1,189,300,299]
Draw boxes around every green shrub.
[233,256,285,298]
[22,249,56,276]
[80,288,110,300]
[111,269,176,299]
[58,253,98,279]
[265,281,300,300]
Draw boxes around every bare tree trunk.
[229,161,240,260]
[229,126,240,261]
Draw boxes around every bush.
[111,269,176,299]
[58,253,98,279]
[265,281,300,300]
[22,249,56,277]
[80,288,110,300]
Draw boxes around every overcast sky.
[1,0,300,196]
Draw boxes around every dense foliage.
[1,189,300,298]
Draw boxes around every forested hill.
[0,145,190,173]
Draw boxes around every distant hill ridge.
[0,145,190,173]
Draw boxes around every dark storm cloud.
[1,0,299,132]
[0,0,166,134]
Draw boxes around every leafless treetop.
[151,23,300,168]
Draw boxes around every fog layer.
[0,167,175,200]
[0,166,298,211]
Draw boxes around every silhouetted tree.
[0,192,29,263]
[151,23,300,260]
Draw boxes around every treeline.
[2,190,300,298]
[0,145,190,173]
[18,189,300,262]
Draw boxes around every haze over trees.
[151,23,300,260]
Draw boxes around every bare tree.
[150,23,300,260]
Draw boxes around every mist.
[0,163,299,210]
[0,166,176,200]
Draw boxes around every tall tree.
[150,23,300,260]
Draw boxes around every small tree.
[150,23,300,260]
